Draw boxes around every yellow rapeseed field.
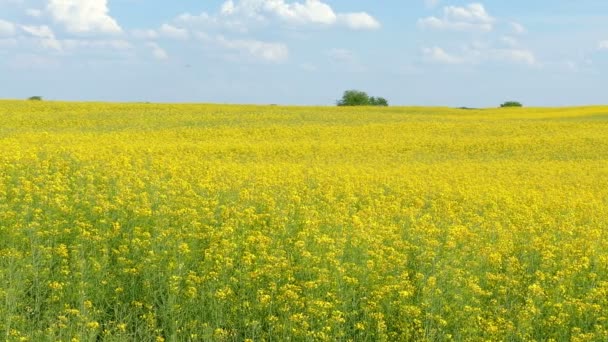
[1,100,608,341]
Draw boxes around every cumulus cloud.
[221,1,236,15]
[337,13,380,30]
[60,39,131,51]
[179,0,379,31]
[131,29,159,40]
[599,41,608,50]
[146,42,169,60]
[216,35,289,62]
[422,45,536,66]
[21,25,62,50]
[418,3,494,32]
[492,48,535,65]
[47,0,122,34]
[510,22,526,34]
[425,0,440,8]
[26,9,43,18]
[0,19,16,37]
[21,25,54,39]
[500,36,518,47]
[159,24,189,40]
[177,11,248,33]
[261,0,337,25]
[132,25,190,40]
[130,24,188,41]
[418,3,538,67]
[422,46,463,64]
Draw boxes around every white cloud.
[180,0,379,31]
[47,0,122,34]
[337,13,380,30]
[216,35,289,62]
[221,1,236,15]
[178,12,216,24]
[422,46,463,64]
[61,39,132,50]
[21,25,54,39]
[146,42,169,60]
[21,25,62,50]
[425,0,440,8]
[540,60,579,72]
[159,24,189,40]
[418,3,494,32]
[444,3,492,23]
[132,24,188,41]
[20,37,135,61]
[501,36,518,47]
[131,29,158,40]
[510,22,526,34]
[263,0,337,25]
[422,45,536,66]
[26,9,43,18]
[492,49,535,65]
[0,19,16,37]
[177,11,248,33]
[599,40,608,50]
[214,0,337,25]
[418,3,537,68]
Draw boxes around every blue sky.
[1,0,607,106]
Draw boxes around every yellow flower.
[86,321,100,330]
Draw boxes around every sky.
[0,0,607,107]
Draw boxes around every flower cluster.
[1,101,607,340]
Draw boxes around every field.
[1,101,608,341]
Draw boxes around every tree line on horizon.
[336,90,388,107]
[336,90,523,108]
[24,93,523,108]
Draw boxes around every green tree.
[500,101,522,108]
[337,90,389,106]
[369,97,389,106]
[28,96,43,101]
[337,90,370,106]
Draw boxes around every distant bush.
[369,96,389,107]
[500,101,522,108]
[337,90,389,107]
[28,96,43,101]
[337,90,369,106]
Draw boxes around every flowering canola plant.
[1,100,608,341]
